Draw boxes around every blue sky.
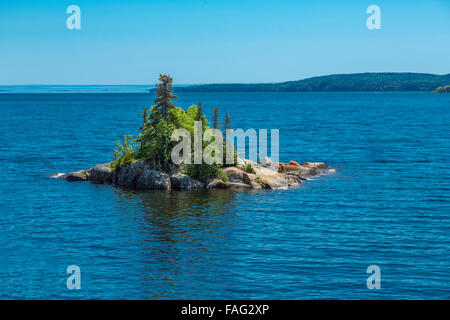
[0,0,449,84]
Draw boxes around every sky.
[0,0,449,85]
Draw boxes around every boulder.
[88,163,112,184]
[259,157,273,168]
[289,160,300,167]
[253,166,289,190]
[282,174,304,187]
[136,167,171,190]
[302,162,329,170]
[257,157,279,172]
[206,179,251,189]
[237,157,256,167]
[226,182,252,188]
[262,175,289,190]
[224,167,245,182]
[206,179,228,189]
[279,164,319,176]
[66,170,88,182]
[113,160,144,187]
[242,172,255,185]
[242,172,262,188]
[170,173,204,190]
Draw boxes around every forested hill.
[168,73,450,92]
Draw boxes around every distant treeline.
[163,73,450,93]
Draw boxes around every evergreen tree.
[137,74,178,164]
[212,107,220,130]
[195,101,204,121]
[223,112,232,130]
[152,74,177,121]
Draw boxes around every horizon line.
[1,71,448,87]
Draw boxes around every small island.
[60,75,332,191]
[433,85,450,93]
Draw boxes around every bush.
[242,163,255,174]
[179,163,228,183]
[216,168,228,182]
[112,135,139,168]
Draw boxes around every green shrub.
[216,168,229,182]
[179,163,228,183]
[111,75,233,176]
[112,135,139,168]
[242,163,255,174]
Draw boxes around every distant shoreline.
[1,72,449,94]
[171,72,450,93]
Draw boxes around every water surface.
[0,91,449,299]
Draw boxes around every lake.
[0,91,449,299]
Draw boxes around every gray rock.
[136,167,171,190]
[88,163,112,184]
[206,179,228,189]
[113,160,144,187]
[242,172,262,188]
[279,164,319,176]
[224,167,245,182]
[282,174,304,187]
[170,173,204,190]
[259,156,273,167]
[257,157,278,172]
[242,172,256,185]
[302,162,329,170]
[226,182,252,189]
[263,175,289,190]
[66,170,88,182]
[206,179,251,189]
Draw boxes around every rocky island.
[62,158,331,190]
[60,74,332,191]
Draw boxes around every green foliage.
[212,107,220,129]
[152,74,177,120]
[242,163,255,174]
[112,74,233,183]
[134,75,179,165]
[223,112,232,130]
[172,73,450,92]
[179,163,228,183]
[216,168,228,182]
[433,85,450,93]
[112,135,139,168]
[255,176,265,186]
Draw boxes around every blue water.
[0,91,449,299]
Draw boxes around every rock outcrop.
[113,160,144,187]
[170,173,204,190]
[88,163,113,184]
[136,168,171,190]
[62,158,332,191]
[65,170,88,182]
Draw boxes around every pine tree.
[153,74,177,121]
[212,107,220,130]
[195,101,204,121]
[223,112,232,130]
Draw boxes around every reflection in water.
[112,188,250,298]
